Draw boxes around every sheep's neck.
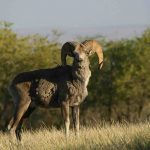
[72,58,91,87]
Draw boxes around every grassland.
[0,122,150,150]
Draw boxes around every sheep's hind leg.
[72,106,79,137]
[61,102,70,137]
[15,118,23,141]
[15,106,35,141]
[7,117,14,131]
[8,98,31,140]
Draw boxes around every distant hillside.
[14,25,149,42]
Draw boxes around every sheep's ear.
[61,42,77,66]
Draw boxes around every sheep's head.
[61,40,103,69]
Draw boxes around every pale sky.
[0,0,150,29]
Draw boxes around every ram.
[6,40,103,140]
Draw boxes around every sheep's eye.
[85,50,92,56]
[86,51,90,55]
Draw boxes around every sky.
[0,0,150,30]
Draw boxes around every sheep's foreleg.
[72,106,79,137]
[61,102,70,137]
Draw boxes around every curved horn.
[82,40,103,69]
[61,42,78,66]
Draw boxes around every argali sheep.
[6,40,103,140]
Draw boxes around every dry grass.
[0,123,150,150]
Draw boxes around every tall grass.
[0,123,150,150]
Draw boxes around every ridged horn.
[61,42,78,66]
[81,40,103,69]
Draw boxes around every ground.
[0,122,150,150]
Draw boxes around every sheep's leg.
[72,106,80,137]
[7,102,19,130]
[61,102,70,137]
[15,118,23,141]
[7,117,14,131]
[15,106,35,141]
[8,99,31,140]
